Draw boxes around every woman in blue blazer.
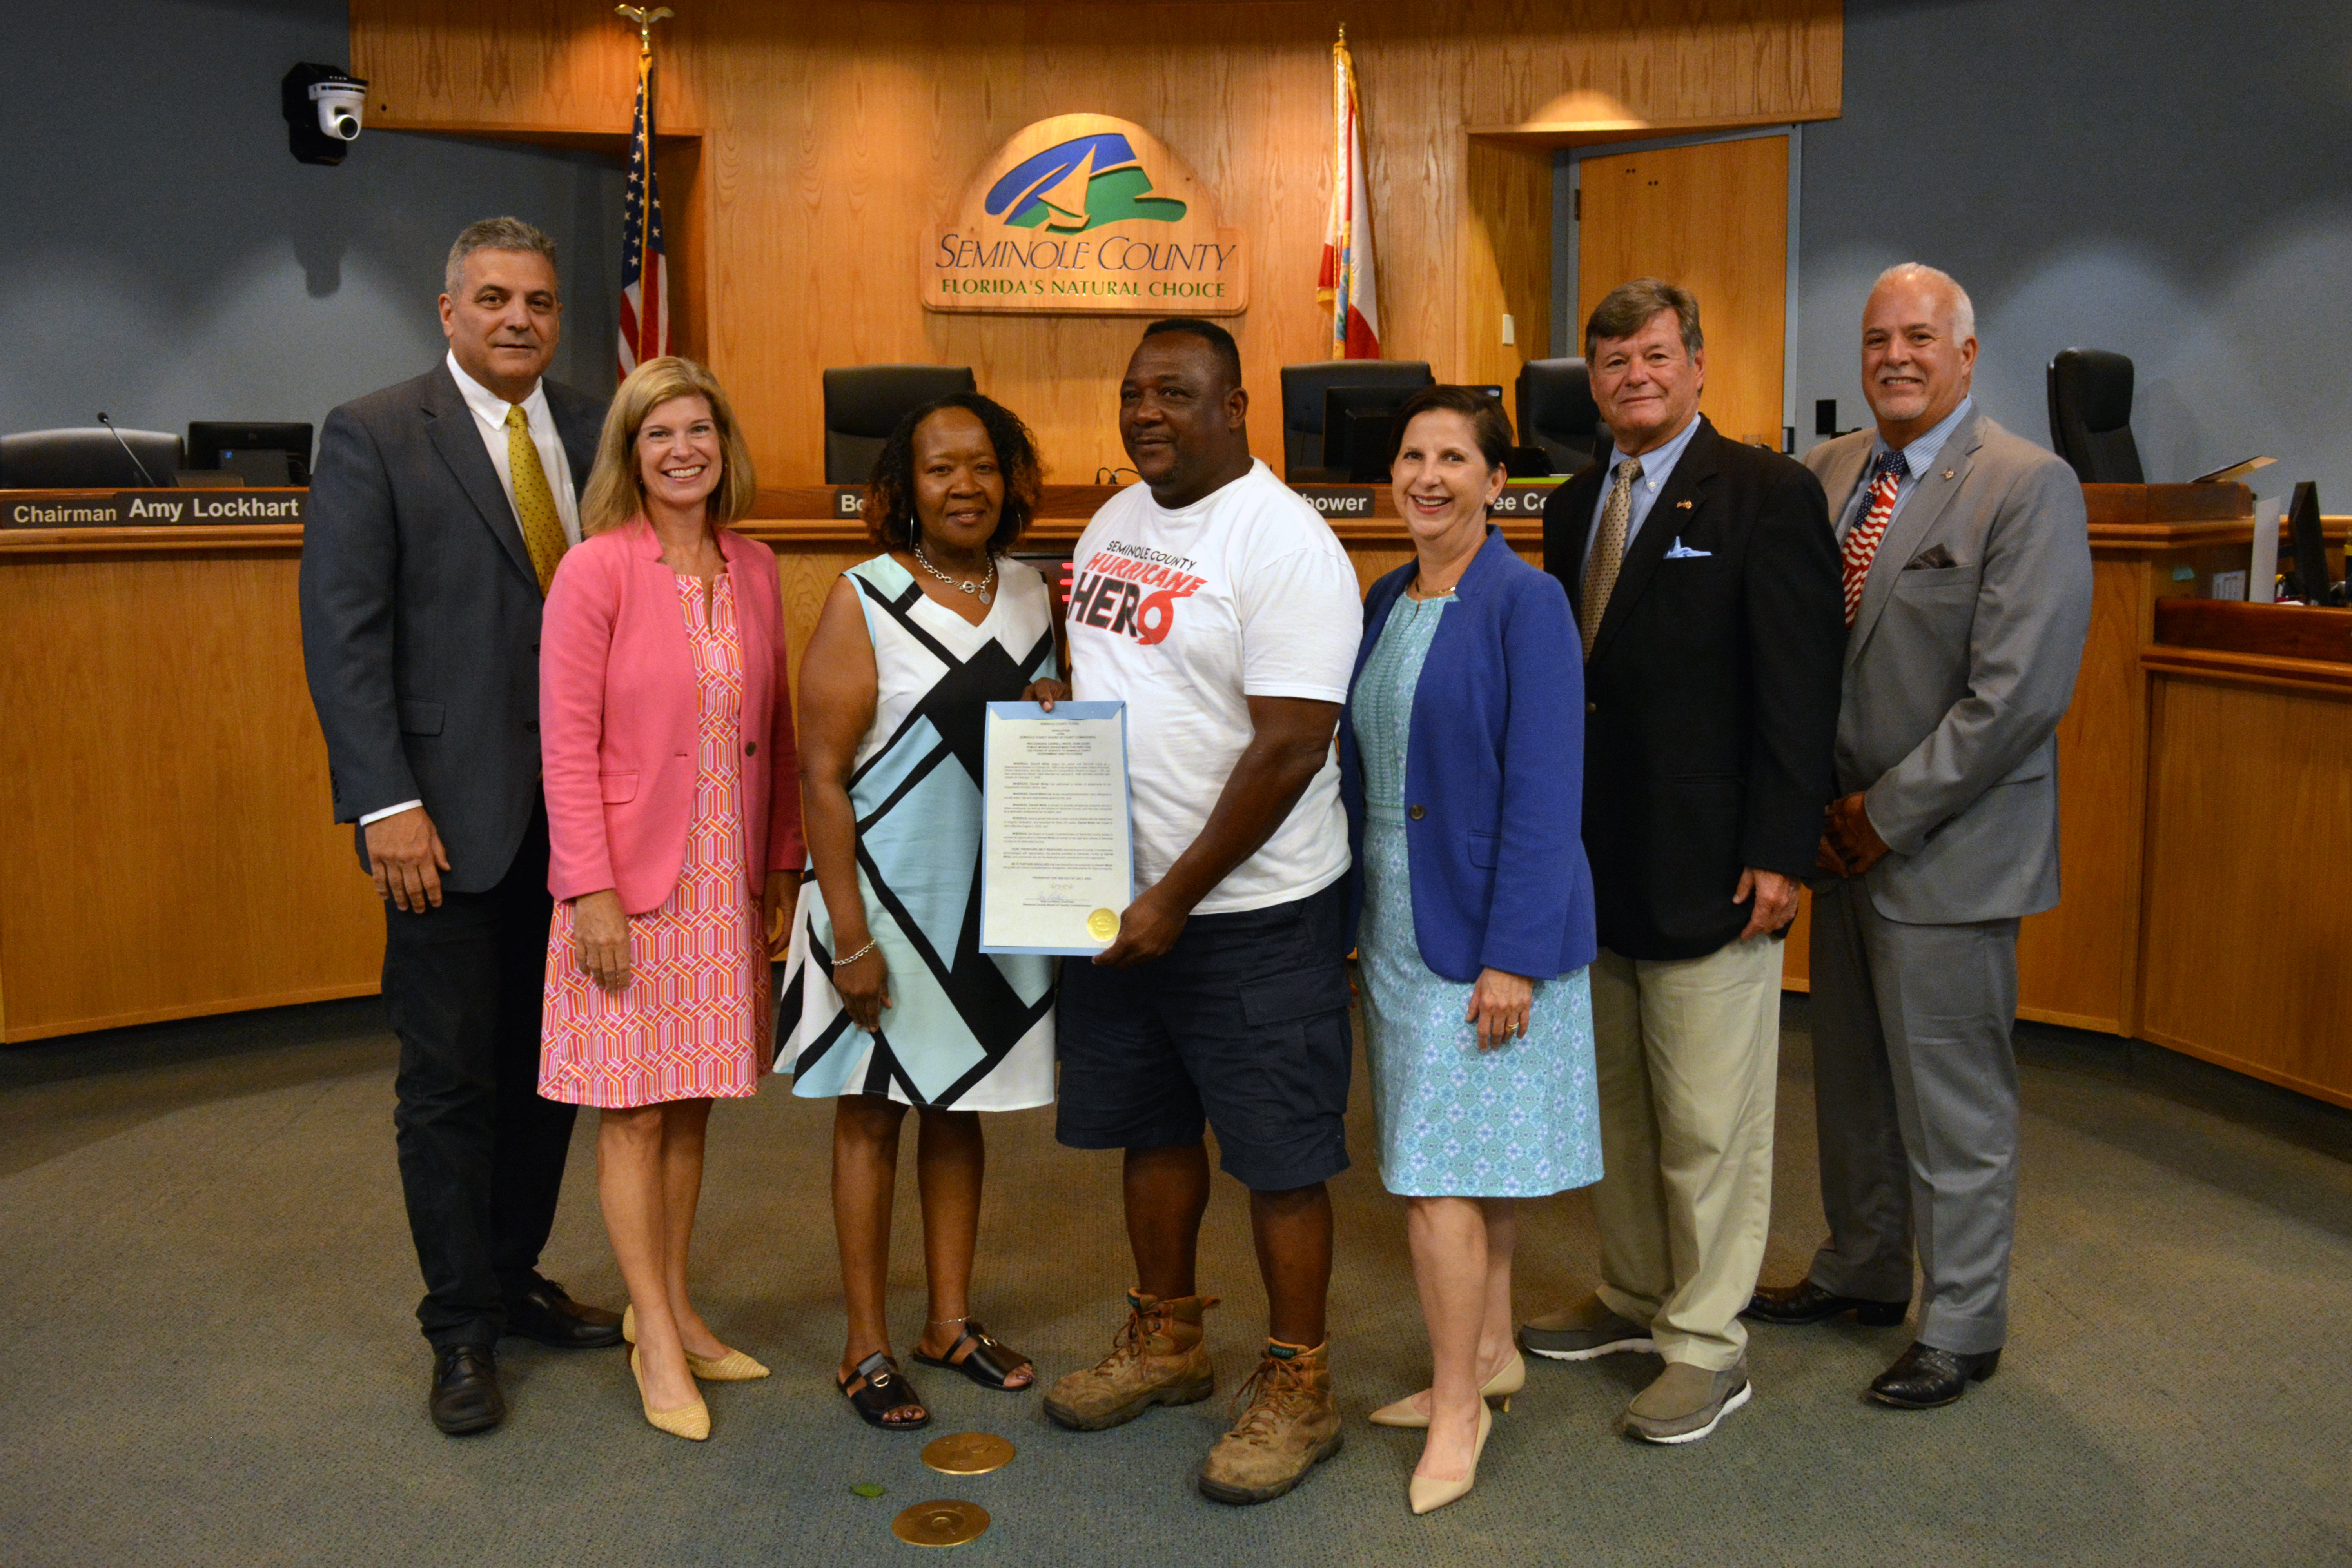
[1338,386,1601,1515]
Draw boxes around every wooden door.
[1577,136,1788,451]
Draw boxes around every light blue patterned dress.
[1353,595,1603,1198]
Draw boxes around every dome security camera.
[310,79,366,141]
[282,63,370,166]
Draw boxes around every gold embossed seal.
[1086,908,1119,942]
[892,1499,990,1547]
[922,1431,1016,1475]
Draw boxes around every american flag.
[618,47,668,378]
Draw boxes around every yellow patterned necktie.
[504,404,567,594]
[1579,456,1642,659]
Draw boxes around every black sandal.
[912,1320,1034,1392]
[837,1351,929,1429]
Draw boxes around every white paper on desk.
[2249,495,2284,602]
[979,701,1134,955]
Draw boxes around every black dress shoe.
[505,1277,625,1349]
[1868,1341,2001,1408]
[430,1343,506,1434]
[1743,1278,1909,1327]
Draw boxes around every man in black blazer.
[1518,279,1843,1445]
[300,217,619,1435]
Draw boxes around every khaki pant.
[1589,936,1782,1371]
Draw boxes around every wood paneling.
[349,1,1841,486]
[1577,134,1789,450]
[2139,655,2352,1108]
[1460,137,1554,395]
[2011,532,2152,1031]
[0,537,383,1042]
[2152,598,2352,664]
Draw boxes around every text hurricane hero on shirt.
[1067,540,1208,644]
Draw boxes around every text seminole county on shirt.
[1068,541,1207,645]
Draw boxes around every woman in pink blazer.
[536,356,804,1441]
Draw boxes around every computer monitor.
[2287,481,2335,604]
[1322,384,1508,483]
[187,422,313,486]
[1322,386,1416,482]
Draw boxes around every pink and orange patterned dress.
[538,572,771,1108]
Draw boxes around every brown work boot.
[1196,1340,1343,1505]
[1042,1290,1219,1432]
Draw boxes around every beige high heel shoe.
[624,1304,772,1382]
[1368,1350,1526,1428]
[631,1347,711,1441]
[1408,1401,1492,1516]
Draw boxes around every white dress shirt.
[359,355,581,829]
[444,348,581,546]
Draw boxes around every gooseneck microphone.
[95,411,162,487]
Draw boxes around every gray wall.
[0,0,622,452]
[1796,0,2352,497]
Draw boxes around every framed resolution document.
[979,701,1134,955]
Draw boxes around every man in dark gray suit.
[300,217,619,1435]
[1746,263,2092,1408]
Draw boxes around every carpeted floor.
[3,995,2348,1566]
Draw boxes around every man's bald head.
[1870,262,1974,343]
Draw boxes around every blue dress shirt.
[1586,410,1706,557]
[1833,396,1974,539]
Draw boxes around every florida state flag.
[1317,30,1381,359]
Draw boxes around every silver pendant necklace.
[913,545,996,605]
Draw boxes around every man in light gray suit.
[1744,263,2091,1408]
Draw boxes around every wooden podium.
[0,506,383,1042]
[2137,597,2352,1108]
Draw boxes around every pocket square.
[1664,539,1713,559]
[1903,544,1958,570]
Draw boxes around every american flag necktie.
[1840,451,1909,628]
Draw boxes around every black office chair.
[2047,348,2143,484]
[821,365,978,484]
[1278,360,1432,481]
[0,427,185,488]
[1516,358,1607,476]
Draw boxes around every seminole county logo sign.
[926,114,1247,316]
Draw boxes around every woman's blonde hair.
[579,356,758,536]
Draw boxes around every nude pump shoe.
[631,1347,711,1441]
[1408,1401,1492,1516]
[1368,1350,1526,1428]
[624,1303,771,1382]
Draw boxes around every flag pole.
[1320,22,1381,360]
[614,7,673,380]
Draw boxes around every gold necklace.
[1410,561,1467,599]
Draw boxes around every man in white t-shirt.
[1038,319,1363,1506]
